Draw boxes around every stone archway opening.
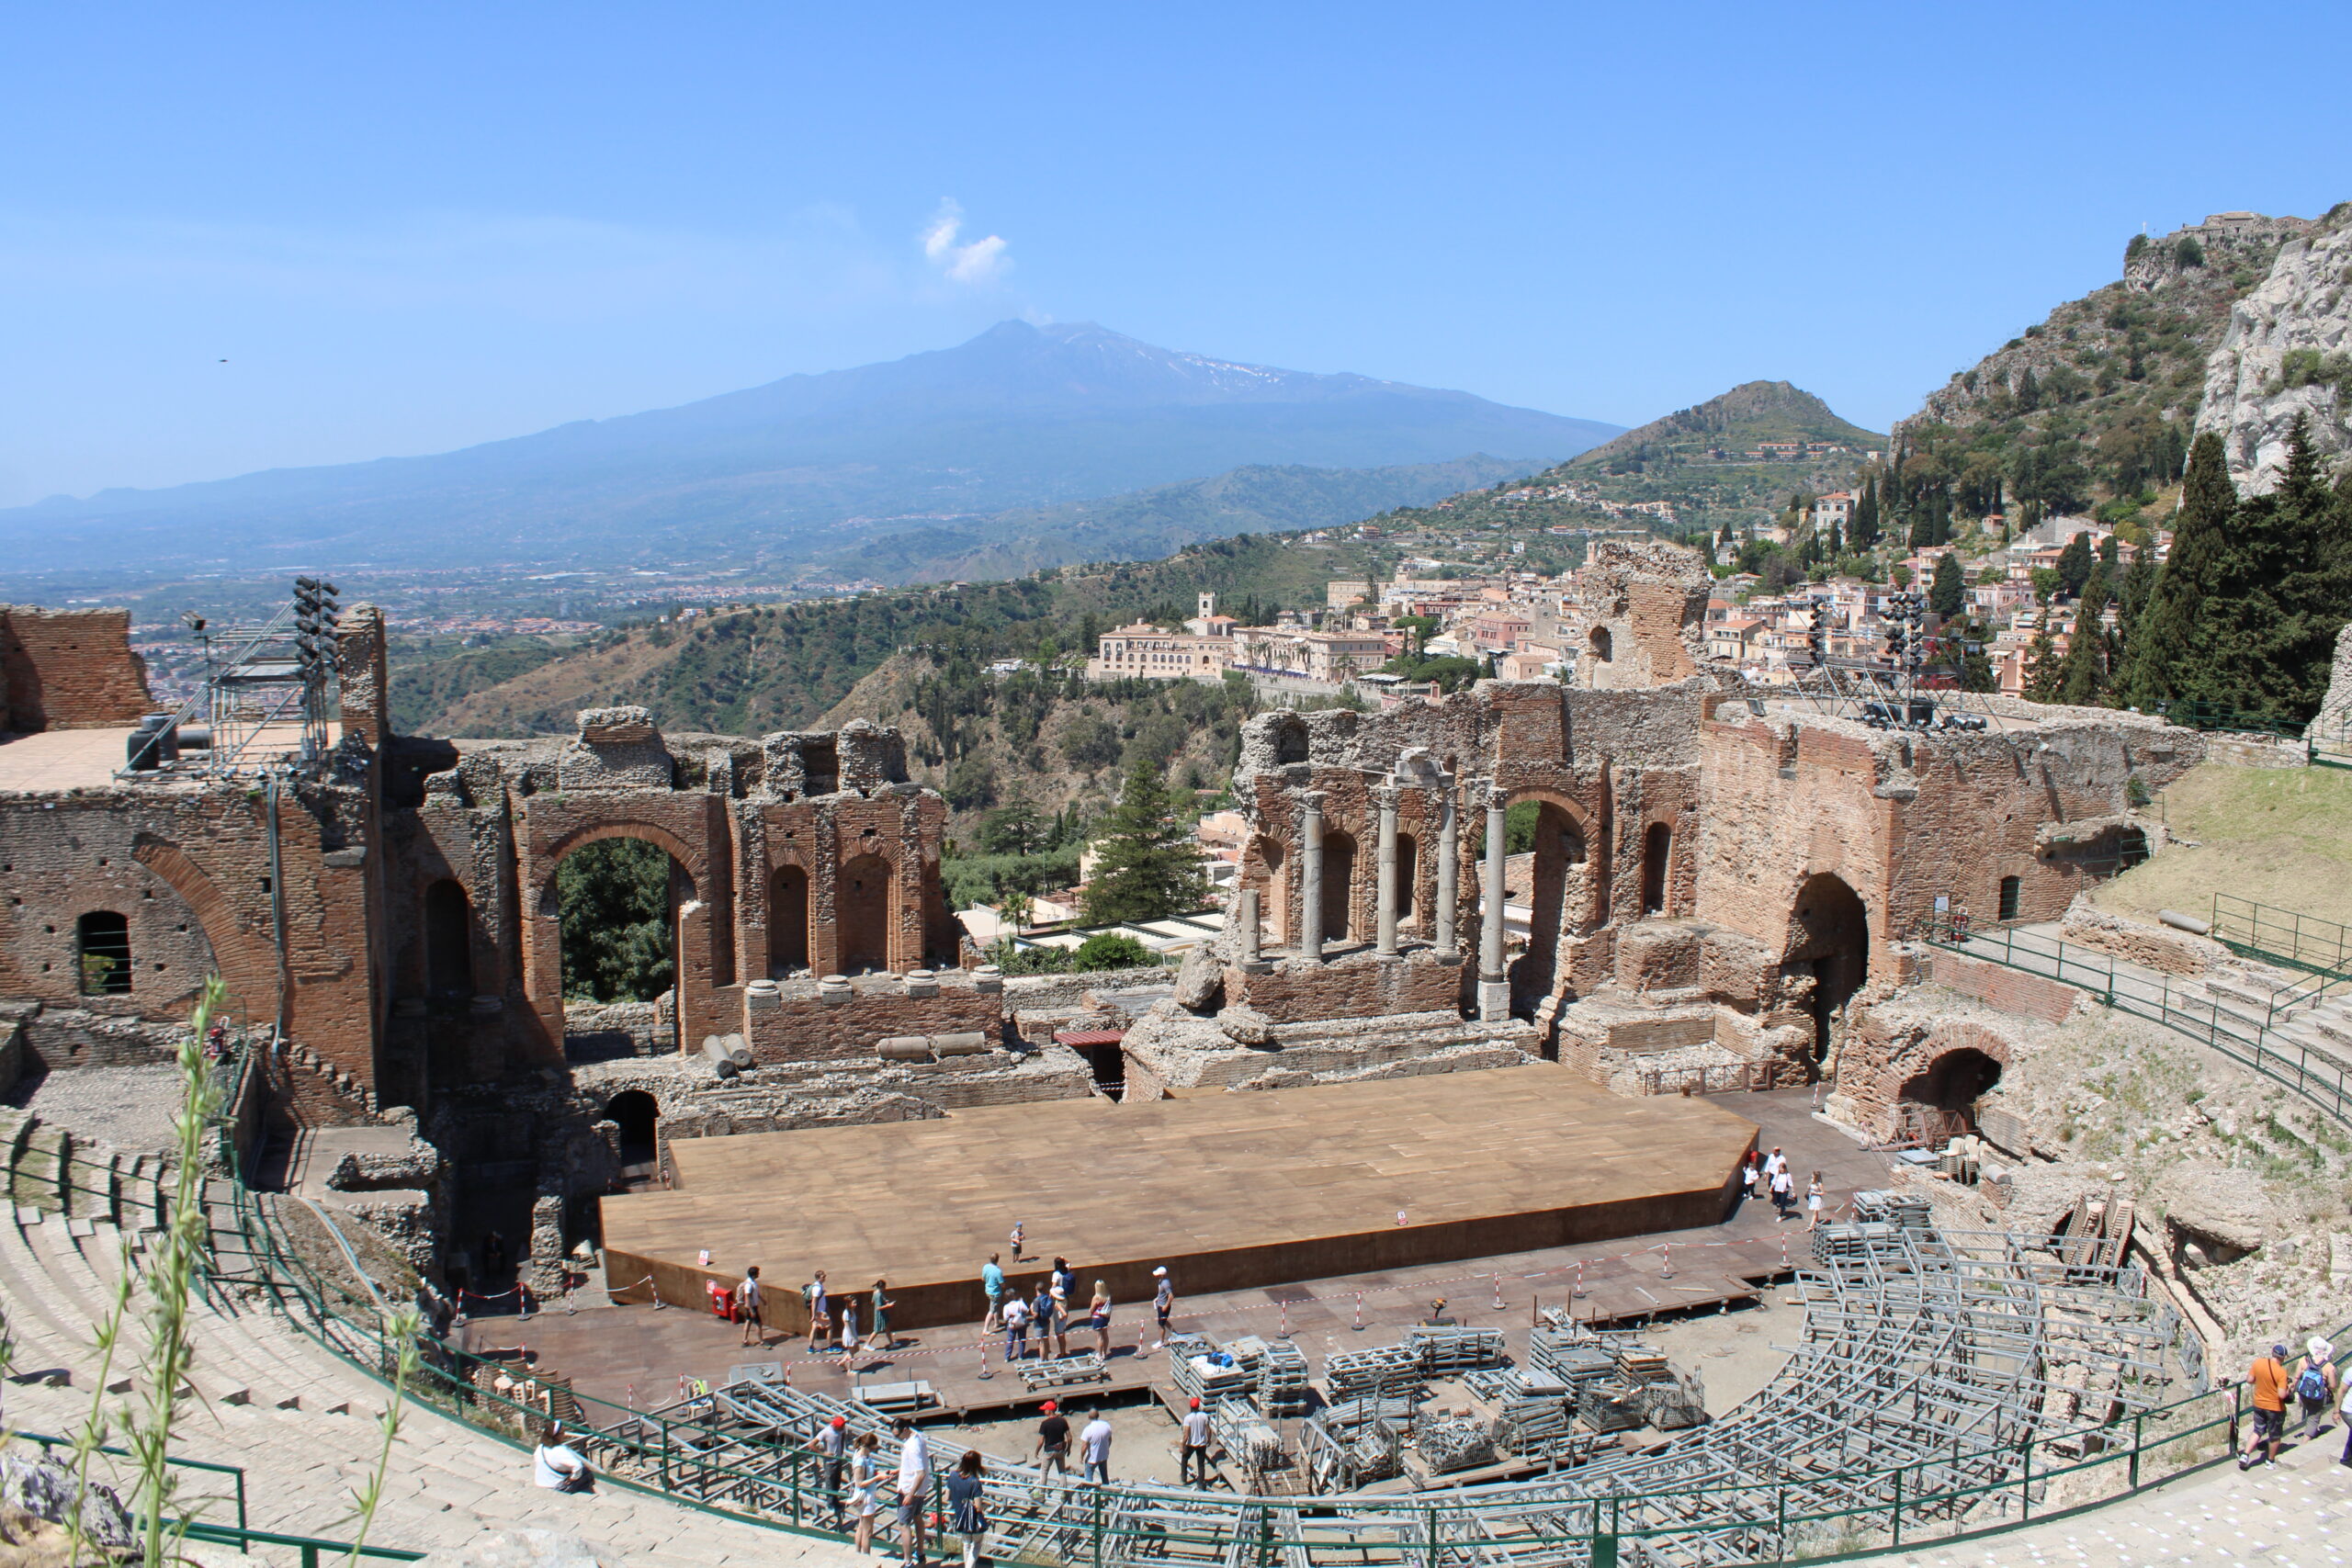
[770,864,811,976]
[838,852,894,974]
[1589,626,1613,664]
[1396,831,1419,924]
[1253,837,1287,946]
[1901,1047,2003,1118]
[1503,798,1588,1011]
[1787,872,1870,1066]
[1641,822,1672,916]
[556,837,686,1004]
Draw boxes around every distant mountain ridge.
[864,454,1544,583]
[1571,380,1883,469]
[0,321,1619,572]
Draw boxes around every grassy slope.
[2092,763,2352,929]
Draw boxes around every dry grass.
[2093,763,2352,929]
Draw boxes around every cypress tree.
[2056,562,2113,705]
[2023,610,2064,703]
[1081,760,1208,925]
[2121,431,2236,710]
[1928,551,1965,617]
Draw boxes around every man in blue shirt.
[981,1252,1006,1331]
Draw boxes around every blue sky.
[6,1,2348,506]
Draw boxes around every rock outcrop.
[2195,206,2352,492]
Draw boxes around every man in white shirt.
[533,1421,594,1493]
[736,1265,763,1347]
[895,1416,933,1563]
[1179,1396,1212,1487]
[1080,1410,1114,1483]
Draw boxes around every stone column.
[1479,785,1510,1021]
[1433,776,1460,963]
[1298,790,1326,962]
[1238,887,1267,970]
[1374,784,1402,956]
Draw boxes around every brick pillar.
[1375,784,1401,957]
[1479,786,1510,1021]
[1434,776,1460,962]
[1298,791,1325,963]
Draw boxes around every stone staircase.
[0,1111,859,1566]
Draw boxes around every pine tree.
[2055,532,2094,596]
[2121,432,2237,711]
[2023,613,2064,703]
[2056,562,2112,705]
[1081,761,1208,924]
[1852,479,1881,549]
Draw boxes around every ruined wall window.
[76,911,131,995]
[1997,875,2021,922]
[424,879,473,998]
[1641,822,1672,915]
[1589,627,1613,664]
[1396,832,1419,921]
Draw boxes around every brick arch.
[131,837,278,1026]
[533,820,705,908]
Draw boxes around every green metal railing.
[2212,893,2352,980]
[16,1429,248,1540]
[1918,912,2352,1126]
[2157,700,2310,741]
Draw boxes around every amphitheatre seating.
[0,1129,860,1567]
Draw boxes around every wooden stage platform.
[600,1063,1757,1333]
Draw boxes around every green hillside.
[1569,380,1884,472]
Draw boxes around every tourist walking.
[1080,1408,1114,1483]
[1046,1280,1070,1359]
[895,1417,933,1565]
[808,1269,833,1351]
[2297,1338,2340,1440]
[1153,1266,1174,1347]
[1088,1280,1113,1358]
[1031,1279,1054,1347]
[1034,1401,1070,1482]
[982,1251,1006,1332]
[1180,1396,1213,1487]
[850,1431,885,1554]
[873,1278,899,1351]
[945,1450,989,1568]
[1762,1146,1787,1185]
[1741,1150,1762,1202]
[2243,1343,2292,1469]
[1001,1292,1031,1362]
[811,1415,849,1528]
[841,1296,862,1363]
[1009,1218,1025,1261]
[736,1264,764,1347]
[1804,1174,1826,1231]
[1770,1165,1795,1222]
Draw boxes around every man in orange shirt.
[2243,1343,2292,1469]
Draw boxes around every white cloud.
[921,198,1012,287]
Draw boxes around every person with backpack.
[807,1269,832,1352]
[945,1450,989,1568]
[2297,1337,2340,1441]
[2243,1343,2292,1469]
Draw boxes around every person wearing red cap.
[810,1415,848,1529]
[1180,1396,1213,1487]
[1033,1401,1070,1483]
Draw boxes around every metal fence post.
[1773,1480,1786,1563]
[1092,1481,1104,1568]
[2021,1437,2031,1520]
[1891,1464,1904,1547]
[2131,1413,2143,1491]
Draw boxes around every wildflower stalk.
[127,976,228,1568]
[65,1231,135,1568]
[345,1305,421,1563]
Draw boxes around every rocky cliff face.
[1902,215,2305,446]
[2194,207,2352,493]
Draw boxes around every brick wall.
[741,985,1001,1063]
[1919,953,2083,1024]
[1228,951,1464,1023]
[0,606,155,732]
